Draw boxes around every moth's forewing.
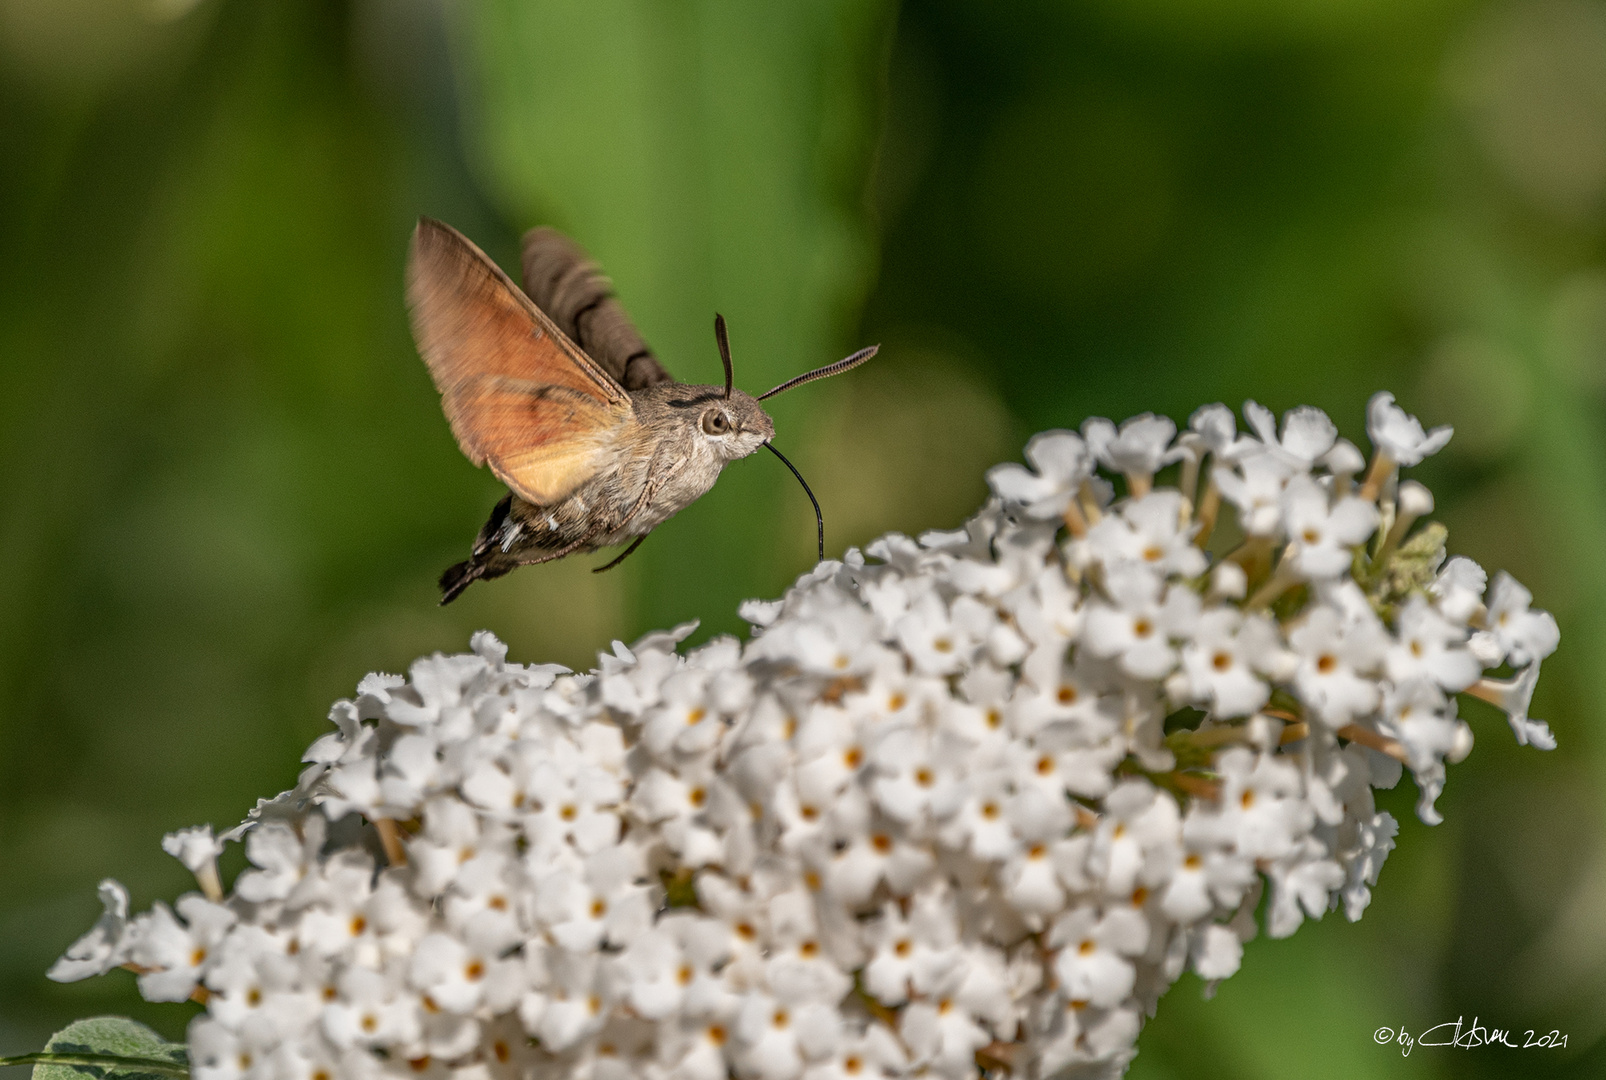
[407,218,636,505]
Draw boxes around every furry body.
[439,383,773,601]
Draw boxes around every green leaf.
[17,1017,188,1080]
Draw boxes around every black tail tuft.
[438,560,481,605]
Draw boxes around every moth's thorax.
[506,383,764,545]
[494,384,776,555]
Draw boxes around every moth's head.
[694,313,877,461]
[693,389,774,461]
[697,313,879,561]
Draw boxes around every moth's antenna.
[764,441,825,562]
[756,344,878,402]
[714,314,734,400]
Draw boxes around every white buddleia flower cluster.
[50,392,1559,1080]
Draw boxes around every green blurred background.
[1,0,1603,1076]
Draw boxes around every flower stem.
[1179,449,1204,514]
[1193,477,1221,548]
[1162,771,1222,801]
[1063,499,1089,539]
[374,817,408,867]
[1278,721,1310,745]
[195,860,224,903]
[1077,480,1104,525]
[1183,725,1249,749]
[1335,723,1409,763]
[1357,450,1395,503]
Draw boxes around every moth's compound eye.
[702,409,731,435]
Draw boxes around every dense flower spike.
[52,393,1558,1080]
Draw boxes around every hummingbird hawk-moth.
[406,218,877,604]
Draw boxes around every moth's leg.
[586,454,679,572]
[610,444,687,533]
[615,482,656,530]
[586,473,662,573]
[514,529,602,567]
[592,533,649,573]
